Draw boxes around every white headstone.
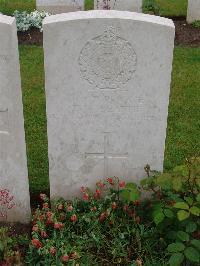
[0,14,30,223]
[36,0,84,14]
[187,0,200,23]
[43,11,175,199]
[94,0,142,12]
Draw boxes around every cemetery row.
[0,10,175,223]
[35,0,200,23]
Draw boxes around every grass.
[154,0,188,17]
[0,0,188,17]
[19,46,49,194]
[164,47,200,170]
[19,45,200,193]
[0,0,35,15]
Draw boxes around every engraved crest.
[79,27,137,89]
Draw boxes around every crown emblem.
[79,27,137,89]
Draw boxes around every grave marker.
[36,0,84,14]
[0,14,30,223]
[43,11,175,199]
[187,0,200,23]
[94,0,142,12]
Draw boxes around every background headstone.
[187,0,200,23]
[43,11,175,199]
[0,14,30,223]
[36,0,84,14]
[94,0,142,12]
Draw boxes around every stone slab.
[36,0,84,14]
[187,0,200,23]
[0,14,30,223]
[94,0,142,12]
[43,11,175,199]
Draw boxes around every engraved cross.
[85,132,128,177]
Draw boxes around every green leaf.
[140,177,154,187]
[173,165,188,176]
[190,206,200,216]
[177,231,189,242]
[153,211,165,225]
[196,194,200,202]
[184,197,193,206]
[164,209,174,218]
[174,202,189,210]
[167,243,185,253]
[184,247,199,263]
[155,174,172,190]
[0,241,4,252]
[172,177,182,191]
[125,183,137,190]
[120,188,140,202]
[169,253,184,266]
[191,239,200,251]
[177,210,190,221]
[167,231,177,240]
[186,222,197,233]
[197,178,200,188]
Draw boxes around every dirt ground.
[17,19,200,47]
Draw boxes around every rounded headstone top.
[43,10,174,29]
[0,14,15,25]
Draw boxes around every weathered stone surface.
[43,11,175,199]
[187,0,200,23]
[0,14,30,223]
[36,0,84,14]
[94,0,142,12]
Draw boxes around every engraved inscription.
[85,132,128,176]
[79,26,137,89]
[0,109,9,135]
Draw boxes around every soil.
[17,28,43,46]
[17,19,200,47]
[174,19,200,47]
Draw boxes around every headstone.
[36,0,84,14]
[94,0,142,12]
[43,11,175,199]
[187,0,200,23]
[0,14,30,223]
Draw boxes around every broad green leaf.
[172,177,182,191]
[190,206,200,216]
[177,231,189,242]
[120,189,140,202]
[156,174,172,190]
[191,239,200,251]
[184,197,193,206]
[169,253,184,266]
[173,165,188,176]
[167,243,185,253]
[154,212,165,225]
[129,190,140,201]
[125,183,137,190]
[174,202,189,210]
[140,177,154,187]
[196,194,200,202]
[0,241,4,251]
[177,210,190,221]
[186,222,197,233]
[184,247,199,263]
[196,178,200,188]
[164,209,174,218]
[167,231,177,240]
